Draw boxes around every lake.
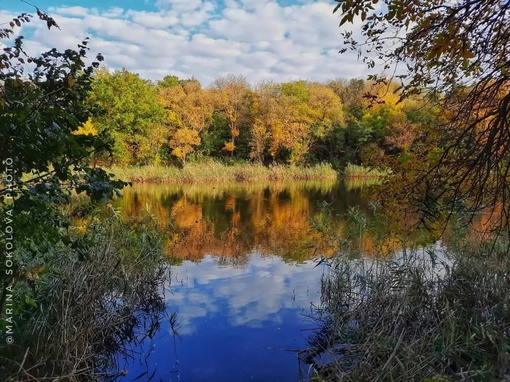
[111,179,379,381]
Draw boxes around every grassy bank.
[104,161,339,183]
[343,163,391,178]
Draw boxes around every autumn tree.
[335,0,510,228]
[249,82,279,163]
[306,82,345,163]
[265,81,344,165]
[212,75,253,157]
[169,128,201,165]
[159,78,214,134]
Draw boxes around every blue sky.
[2,0,373,85]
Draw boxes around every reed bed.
[304,243,510,381]
[343,163,391,178]
[104,161,338,183]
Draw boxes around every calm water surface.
[113,180,373,381]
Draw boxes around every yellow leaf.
[74,118,97,135]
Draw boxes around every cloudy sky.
[2,0,374,85]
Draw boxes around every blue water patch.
[117,253,326,382]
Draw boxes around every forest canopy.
[83,70,434,171]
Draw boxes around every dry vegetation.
[303,240,510,381]
[104,161,338,183]
[0,215,169,381]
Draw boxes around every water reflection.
[115,180,389,261]
[119,254,327,382]
[111,180,435,381]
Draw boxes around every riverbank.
[305,239,510,381]
[105,161,339,183]
[103,161,392,183]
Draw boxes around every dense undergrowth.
[0,210,168,381]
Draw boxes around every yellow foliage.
[159,83,214,132]
[169,128,201,162]
[222,141,236,152]
[171,147,185,159]
[73,118,97,136]
[67,75,75,86]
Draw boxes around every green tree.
[157,74,180,89]
[335,0,510,227]
[88,68,165,165]
[0,11,125,316]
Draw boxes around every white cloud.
[50,6,89,17]
[102,7,126,18]
[165,254,324,335]
[128,11,179,29]
[5,1,375,85]
[155,0,204,12]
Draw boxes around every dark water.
[112,180,375,381]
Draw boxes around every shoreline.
[104,162,338,183]
[103,162,388,184]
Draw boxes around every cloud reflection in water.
[125,253,325,382]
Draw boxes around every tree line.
[84,69,440,168]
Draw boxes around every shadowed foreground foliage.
[334,0,510,232]
[0,213,168,381]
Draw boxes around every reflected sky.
[119,253,327,382]
[109,180,495,381]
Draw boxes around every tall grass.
[304,241,510,381]
[0,212,169,381]
[104,160,338,183]
[344,163,391,178]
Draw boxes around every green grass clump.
[104,160,338,183]
[343,163,391,178]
